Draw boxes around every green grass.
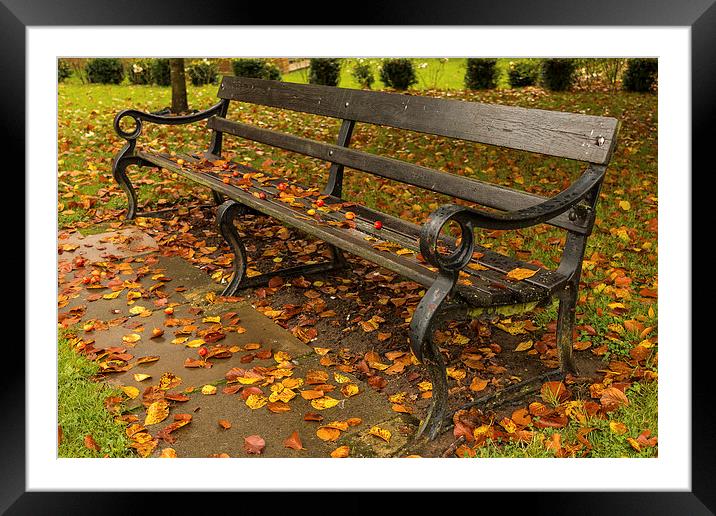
[473,381,658,458]
[58,330,132,457]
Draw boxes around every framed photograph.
[11,0,712,513]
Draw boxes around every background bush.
[540,59,576,91]
[351,59,374,89]
[127,59,152,85]
[464,58,498,89]
[309,58,341,86]
[379,58,417,90]
[58,59,72,82]
[507,60,540,87]
[85,58,125,84]
[231,58,281,81]
[187,59,219,86]
[149,59,171,86]
[622,58,658,92]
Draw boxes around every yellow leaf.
[133,374,151,382]
[368,426,391,442]
[129,305,149,315]
[144,400,170,426]
[185,339,205,348]
[417,381,433,392]
[514,340,533,352]
[171,336,188,345]
[311,396,341,410]
[333,372,351,384]
[245,394,267,409]
[202,316,221,323]
[610,421,628,435]
[619,200,631,211]
[201,384,217,395]
[122,333,141,344]
[506,268,538,281]
[121,386,139,399]
[103,290,124,300]
[341,384,359,398]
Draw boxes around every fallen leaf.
[144,400,170,426]
[244,435,265,454]
[368,426,391,442]
[218,419,232,429]
[331,446,350,458]
[84,434,100,452]
[284,431,305,450]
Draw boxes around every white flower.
[132,64,143,73]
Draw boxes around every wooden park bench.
[112,76,619,439]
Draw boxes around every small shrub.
[622,58,658,92]
[149,59,171,86]
[540,59,576,91]
[351,59,374,89]
[187,59,219,86]
[231,58,281,81]
[309,58,341,86]
[127,59,152,85]
[85,58,124,84]
[507,60,540,88]
[464,58,498,90]
[379,58,417,90]
[58,59,72,82]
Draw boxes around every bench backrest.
[209,76,619,233]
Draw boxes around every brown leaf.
[600,386,629,412]
[84,434,100,452]
[283,431,305,450]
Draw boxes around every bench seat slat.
[138,149,567,305]
[207,116,589,234]
[217,76,619,164]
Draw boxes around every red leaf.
[244,435,265,455]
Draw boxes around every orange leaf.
[330,446,350,458]
[283,431,305,450]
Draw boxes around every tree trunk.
[170,58,188,114]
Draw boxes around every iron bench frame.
[112,76,619,440]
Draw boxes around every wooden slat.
[217,76,619,164]
[138,150,565,303]
[207,116,588,233]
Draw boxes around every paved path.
[58,227,416,458]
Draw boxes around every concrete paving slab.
[59,227,158,262]
[155,353,413,458]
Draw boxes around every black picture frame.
[8,1,711,513]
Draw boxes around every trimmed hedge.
[232,58,281,81]
[309,58,341,86]
[85,58,124,84]
[540,59,576,91]
[622,58,658,92]
[465,59,498,90]
[379,58,417,90]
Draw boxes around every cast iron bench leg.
[556,282,579,375]
[217,200,347,297]
[409,273,456,440]
[111,150,139,220]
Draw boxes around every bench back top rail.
[217,76,619,165]
[207,116,595,234]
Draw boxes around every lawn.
[57,62,658,458]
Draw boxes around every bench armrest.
[113,101,227,141]
[419,165,606,274]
